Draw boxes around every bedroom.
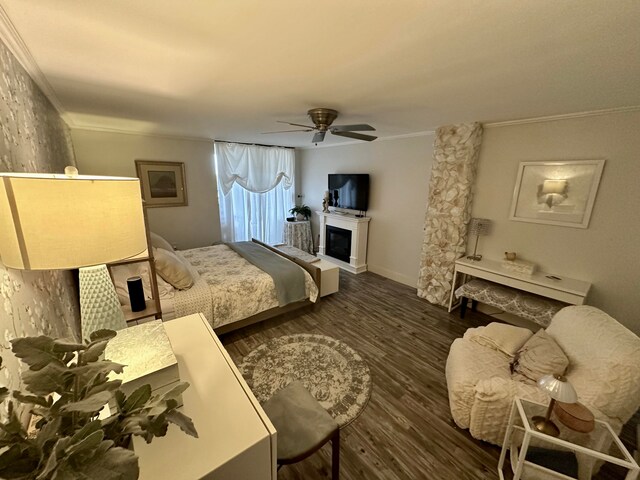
[1,1,639,479]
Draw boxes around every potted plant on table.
[289,204,312,221]
[0,329,197,479]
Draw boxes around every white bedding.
[167,245,318,329]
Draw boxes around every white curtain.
[215,142,295,244]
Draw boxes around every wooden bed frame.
[213,239,321,335]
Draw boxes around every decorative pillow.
[150,232,174,252]
[464,322,533,357]
[154,247,194,290]
[511,329,569,383]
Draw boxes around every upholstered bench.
[454,279,567,327]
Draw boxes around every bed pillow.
[154,247,194,290]
[511,329,569,383]
[150,232,174,252]
[464,322,533,357]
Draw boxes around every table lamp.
[0,167,147,339]
[466,218,492,261]
[532,373,578,436]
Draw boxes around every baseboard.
[367,264,416,288]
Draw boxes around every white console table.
[134,313,276,480]
[447,257,591,313]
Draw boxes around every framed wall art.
[509,159,605,228]
[135,160,188,207]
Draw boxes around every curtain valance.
[215,142,294,196]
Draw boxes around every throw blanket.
[226,241,307,307]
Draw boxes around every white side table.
[283,220,314,254]
[499,397,639,480]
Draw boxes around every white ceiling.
[2,1,640,147]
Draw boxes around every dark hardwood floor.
[221,270,637,480]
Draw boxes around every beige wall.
[72,129,221,249]
[299,134,434,287]
[472,110,640,333]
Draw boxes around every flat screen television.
[328,174,369,211]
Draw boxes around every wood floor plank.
[221,270,634,479]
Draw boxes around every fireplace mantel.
[316,211,371,274]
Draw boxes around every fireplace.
[325,225,352,263]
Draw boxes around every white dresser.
[134,313,276,480]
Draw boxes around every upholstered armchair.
[446,306,640,447]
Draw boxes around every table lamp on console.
[0,167,147,339]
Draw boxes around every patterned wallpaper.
[0,39,79,418]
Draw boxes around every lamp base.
[466,254,483,261]
[79,264,126,340]
[532,415,560,437]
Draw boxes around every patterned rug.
[238,333,372,428]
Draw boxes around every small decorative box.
[501,259,537,275]
[105,320,182,408]
[554,401,595,433]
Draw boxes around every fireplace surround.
[317,211,371,273]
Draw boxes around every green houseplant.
[289,204,312,221]
[0,329,197,480]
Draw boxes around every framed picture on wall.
[135,160,188,207]
[509,159,605,228]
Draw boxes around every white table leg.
[625,467,639,480]
[447,268,459,313]
[512,432,531,480]
[498,402,517,476]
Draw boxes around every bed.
[113,238,320,334]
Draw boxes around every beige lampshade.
[0,172,147,270]
[538,374,578,403]
[469,218,492,236]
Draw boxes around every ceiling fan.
[263,108,377,143]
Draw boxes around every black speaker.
[127,276,146,312]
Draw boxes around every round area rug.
[238,333,372,428]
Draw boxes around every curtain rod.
[214,140,295,150]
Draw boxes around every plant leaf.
[0,444,40,478]
[122,385,151,413]
[21,363,70,395]
[55,444,139,480]
[12,391,51,408]
[52,339,86,353]
[162,382,189,401]
[89,329,117,343]
[10,336,66,371]
[0,387,9,403]
[82,340,110,363]
[165,410,198,438]
[86,380,122,398]
[60,391,111,413]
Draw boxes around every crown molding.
[299,130,435,150]
[71,125,214,143]
[0,4,70,123]
[484,105,640,128]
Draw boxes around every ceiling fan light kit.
[263,108,377,143]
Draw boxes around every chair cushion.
[262,381,338,464]
[511,329,569,383]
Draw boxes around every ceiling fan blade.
[277,120,316,129]
[331,124,376,132]
[331,130,377,142]
[262,129,314,134]
[312,131,326,143]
